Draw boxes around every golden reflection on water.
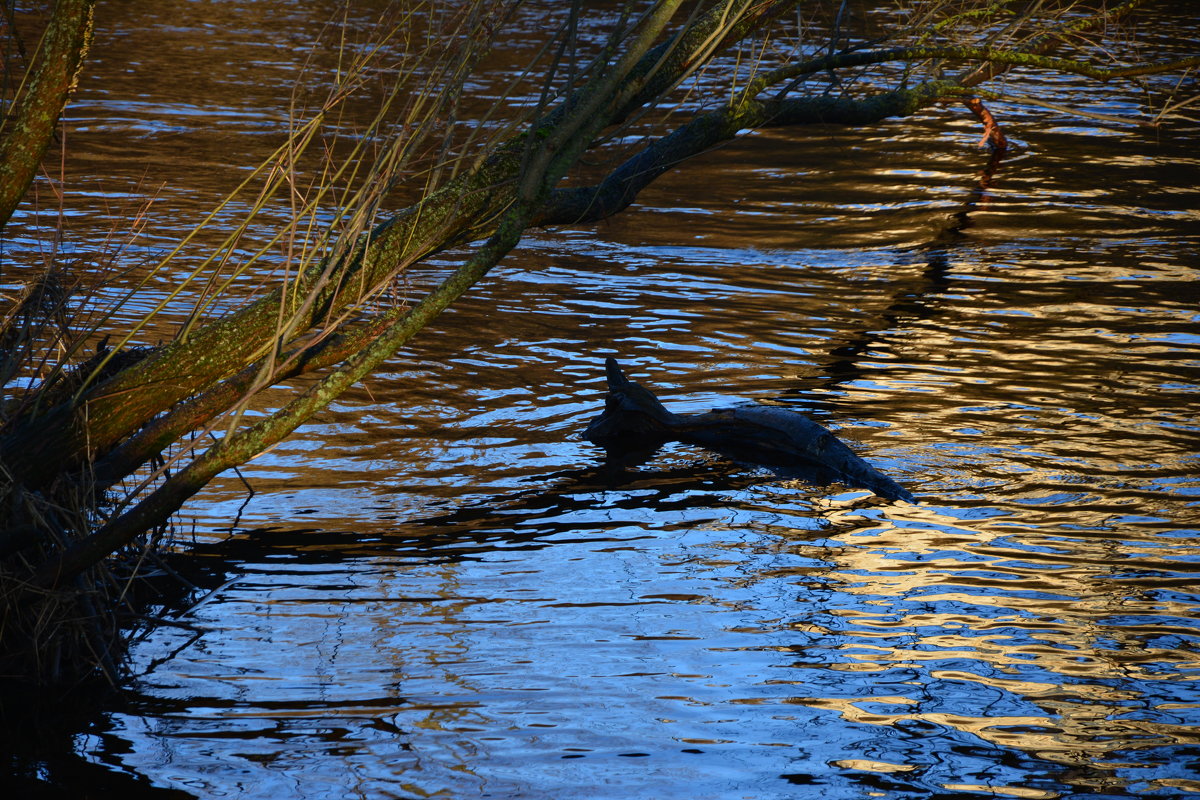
[776,501,1200,774]
[943,783,1057,799]
[5,0,1193,794]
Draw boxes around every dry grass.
[0,0,529,687]
[1,0,1175,686]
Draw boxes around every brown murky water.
[3,2,1199,798]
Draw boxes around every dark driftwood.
[585,358,916,503]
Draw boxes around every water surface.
[3,2,1199,798]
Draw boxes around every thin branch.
[752,45,1200,98]
[945,85,1177,127]
[535,77,956,226]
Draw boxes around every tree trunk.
[0,0,95,227]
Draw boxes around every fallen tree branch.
[0,0,786,491]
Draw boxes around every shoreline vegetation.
[2,0,1195,686]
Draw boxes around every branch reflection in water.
[4,2,1198,798]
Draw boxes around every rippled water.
[4,1,1200,798]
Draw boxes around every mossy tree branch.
[3,0,1194,686]
[755,45,1200,92]
[536,1,1183,227]
[7,0,1195,588]
[30,0,694,588]
[0,0,95,227]
[0,0,786,491]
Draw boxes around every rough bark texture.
[0,0,790,490]
[0,0,95,227]
[1,0,1189,684]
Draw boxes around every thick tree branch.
[535,79,956,226]
[88,0,697,494]
[89,309,411,492]
[0,0,95,227]
[537,1,1189,227]
[29,0,740,588]
[0,0,784,490]
[754,45,1200,92]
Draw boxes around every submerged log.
[585,358,916,502]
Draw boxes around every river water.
[3,2,1199,798]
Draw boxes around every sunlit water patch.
[4,2,1200,798]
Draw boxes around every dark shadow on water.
[182,434,914,571]
[186,454,766,565]
[2,137,1011,800]
[0,685,196,800]
[787,148,1007,411]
